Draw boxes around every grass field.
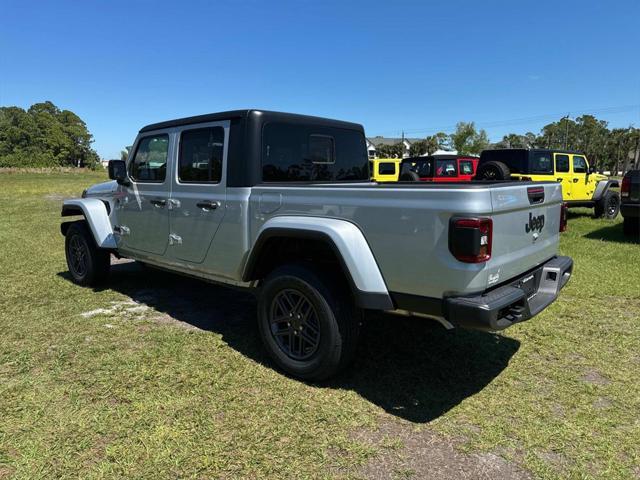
[1,171,639,479]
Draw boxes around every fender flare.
[243,216,394,310]
[61,199,117,249]
[592,179,620,201]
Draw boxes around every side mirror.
[108,160,129,185]
[588,165,596,174]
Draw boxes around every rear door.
[553,153,573,199]
[486,182,563,287]
[168,122,228,264]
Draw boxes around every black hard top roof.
[483,148,585,155]
[139,109,364,133]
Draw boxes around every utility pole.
[561,114,570,150]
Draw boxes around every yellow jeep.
[476,149,621,219]
[369,158,402,182]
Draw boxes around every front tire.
[257,264,360,381]
[65,221,111,286]
[594,191,620,219]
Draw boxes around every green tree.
[376,143,404,158]
[448,122,489,155]
[0,101,99,168]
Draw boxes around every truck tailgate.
[486,182,563,288]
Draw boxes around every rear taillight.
[621,176,630,198]
[560,203,568,232]
[449,217,492,263]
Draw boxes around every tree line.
[2,102,639,174]
[376,115,640,174]
[0,101,100,168]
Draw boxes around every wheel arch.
[61,199,116,249]
[592,179,620,201]
[243,217,394,310]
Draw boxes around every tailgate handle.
[527,187,545,204]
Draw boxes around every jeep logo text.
[525,213,545,233]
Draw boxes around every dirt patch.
[81,300,149,319]
[593,397,613,410]
[353,418,531,480]
[580,369,610,385]
[44,193,70,201]
[0,466,16,479]
[536,450,570,470]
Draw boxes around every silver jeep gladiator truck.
[61,110,573,380]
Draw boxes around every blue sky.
[1,0,639,159]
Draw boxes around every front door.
[117,133,172,255]
[554,153,573,200]
[168,123,228,264]
[570,154,592,201]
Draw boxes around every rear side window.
[129,134,169,182]
[573,155,587,173]
[530,151,553,174]
[178,127,224,183]
[459,160,474,175]
[378,162,396,175]
[556,154,570,173]
[262,123,368,182]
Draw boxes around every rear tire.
[257,264,360,381]
[623,216,640,237]
[594,191,620,219]
[65,221,110,286]
[399,171,420,181]
[476,161,511,181]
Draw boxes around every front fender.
[244,216,393,310]
[592,179,620,201]
[61,199,116,249]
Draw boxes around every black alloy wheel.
[269,289,321,361]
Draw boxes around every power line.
[373,104,640,138]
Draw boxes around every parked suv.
[476,149,620,219]
[621,170,640,236]
[399,155,478,182]
[370,158,402,182]
[61,110,572,380]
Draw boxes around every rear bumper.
[621,203,640,218]
[444,256,573,331]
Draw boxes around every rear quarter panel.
[248,184,496,299]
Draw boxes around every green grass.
[1,171,639,479]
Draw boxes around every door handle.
[196,200,220,211]
[572,178,579,183]
[150,198,167,208]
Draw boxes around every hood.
[84,180,118,197]
[591,173,608,182]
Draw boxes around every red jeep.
[399,155,478,182]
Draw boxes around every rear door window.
[436,159,457,177]
[178,127,224,183]
[555,154,570,173]
[129,134,169,182]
